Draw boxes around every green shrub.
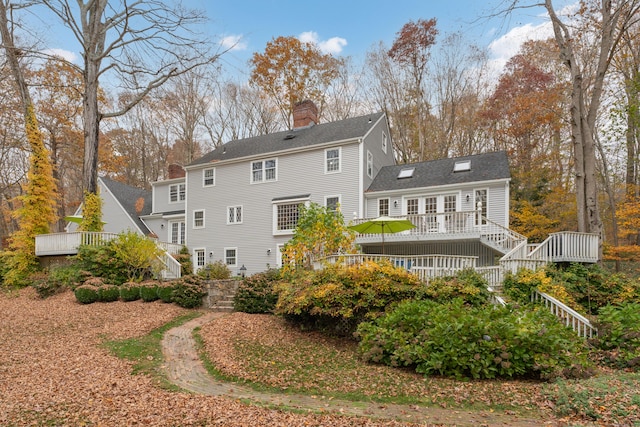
[29,272,59,298]
[48,263,88,290]
[156,282,174,303]
[275,261,426,333]
[139,281,160,302]
[77,231,163,285]
[98,284,120,302]
[234,269,280,313]
[356,298,591,380]
[502,268,543,304]
[175,246,193,276]
[197,260,232,280]
[172,275,206,308]
[592,302,640,370]
[424,268,490,306]
[77,244,129,285]
[74,285,100,304]
[119,282,141,301]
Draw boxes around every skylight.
[397,168,415,179]
[453,160,471,172]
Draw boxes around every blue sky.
[197,0,553,76]
[26,0,560,80]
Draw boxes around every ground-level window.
[194,249,205,270]
[225,248,237,267]
[378,198,389,216]
[169,220,185,245]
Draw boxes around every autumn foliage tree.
[250,36,342,129]
[281,203,357,274]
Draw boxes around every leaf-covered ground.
[0,289,414,426]
[200,312,640,426]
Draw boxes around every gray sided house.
[358,151,511,266]
[184,105,394,275]
[67,176,153,236]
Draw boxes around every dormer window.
[397,168,415,179]
[454,160,471,172]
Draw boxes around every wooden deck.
[35,232,184,279]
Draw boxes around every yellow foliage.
[79,191,103,232]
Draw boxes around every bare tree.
[36,0,221,194]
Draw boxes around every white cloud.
[42,48,77,63]
[298,31,347,55]
[221,34,247,51]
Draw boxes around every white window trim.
[193,248,206,271]
[366,150,373,178]
[203,167,215,187]
[227,205,243,224]
[378,197,390,217]
[169,183,186,204]
[324,147,341,174]
[324,195,341,212]
[251,158,278,184]
[193,209,205,229]
[272,197,310,235]
[168,220,186,245]
[224,247,238,268]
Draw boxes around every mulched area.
[0,289,418,426]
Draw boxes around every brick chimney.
[167,164,185,179]
[293,100,318,129]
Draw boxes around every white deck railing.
[35,232,119,255]
[528,232,599,263]
[322,253,477,271]
[36,232,182,279]
[531,290,597,338]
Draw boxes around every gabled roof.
[188,112,386,167]
[100,176,153,234]
[366,151,510,192]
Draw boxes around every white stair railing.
[531,290,597,338]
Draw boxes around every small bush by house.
[234,269,281,313]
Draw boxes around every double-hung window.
[325,147,341,173]
[325,196,340,213]
[193,210,205,228]
[225,248,237,267]
[251,159,277,183]
[169,183,186,203]
[203,168,215,187]
[227,206,242,224]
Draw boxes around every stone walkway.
[160,312,550,426]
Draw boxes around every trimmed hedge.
[119,282,141,301]
[172,275,206,309]
[139,281,160,302]
[98,284,120,302]
[74,285,99,304]
[156,282,175,303]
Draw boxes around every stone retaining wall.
[202,279,241,310]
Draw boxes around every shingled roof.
[366,151,510,192]
[100,177,153,234]
[188,112,386,167]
